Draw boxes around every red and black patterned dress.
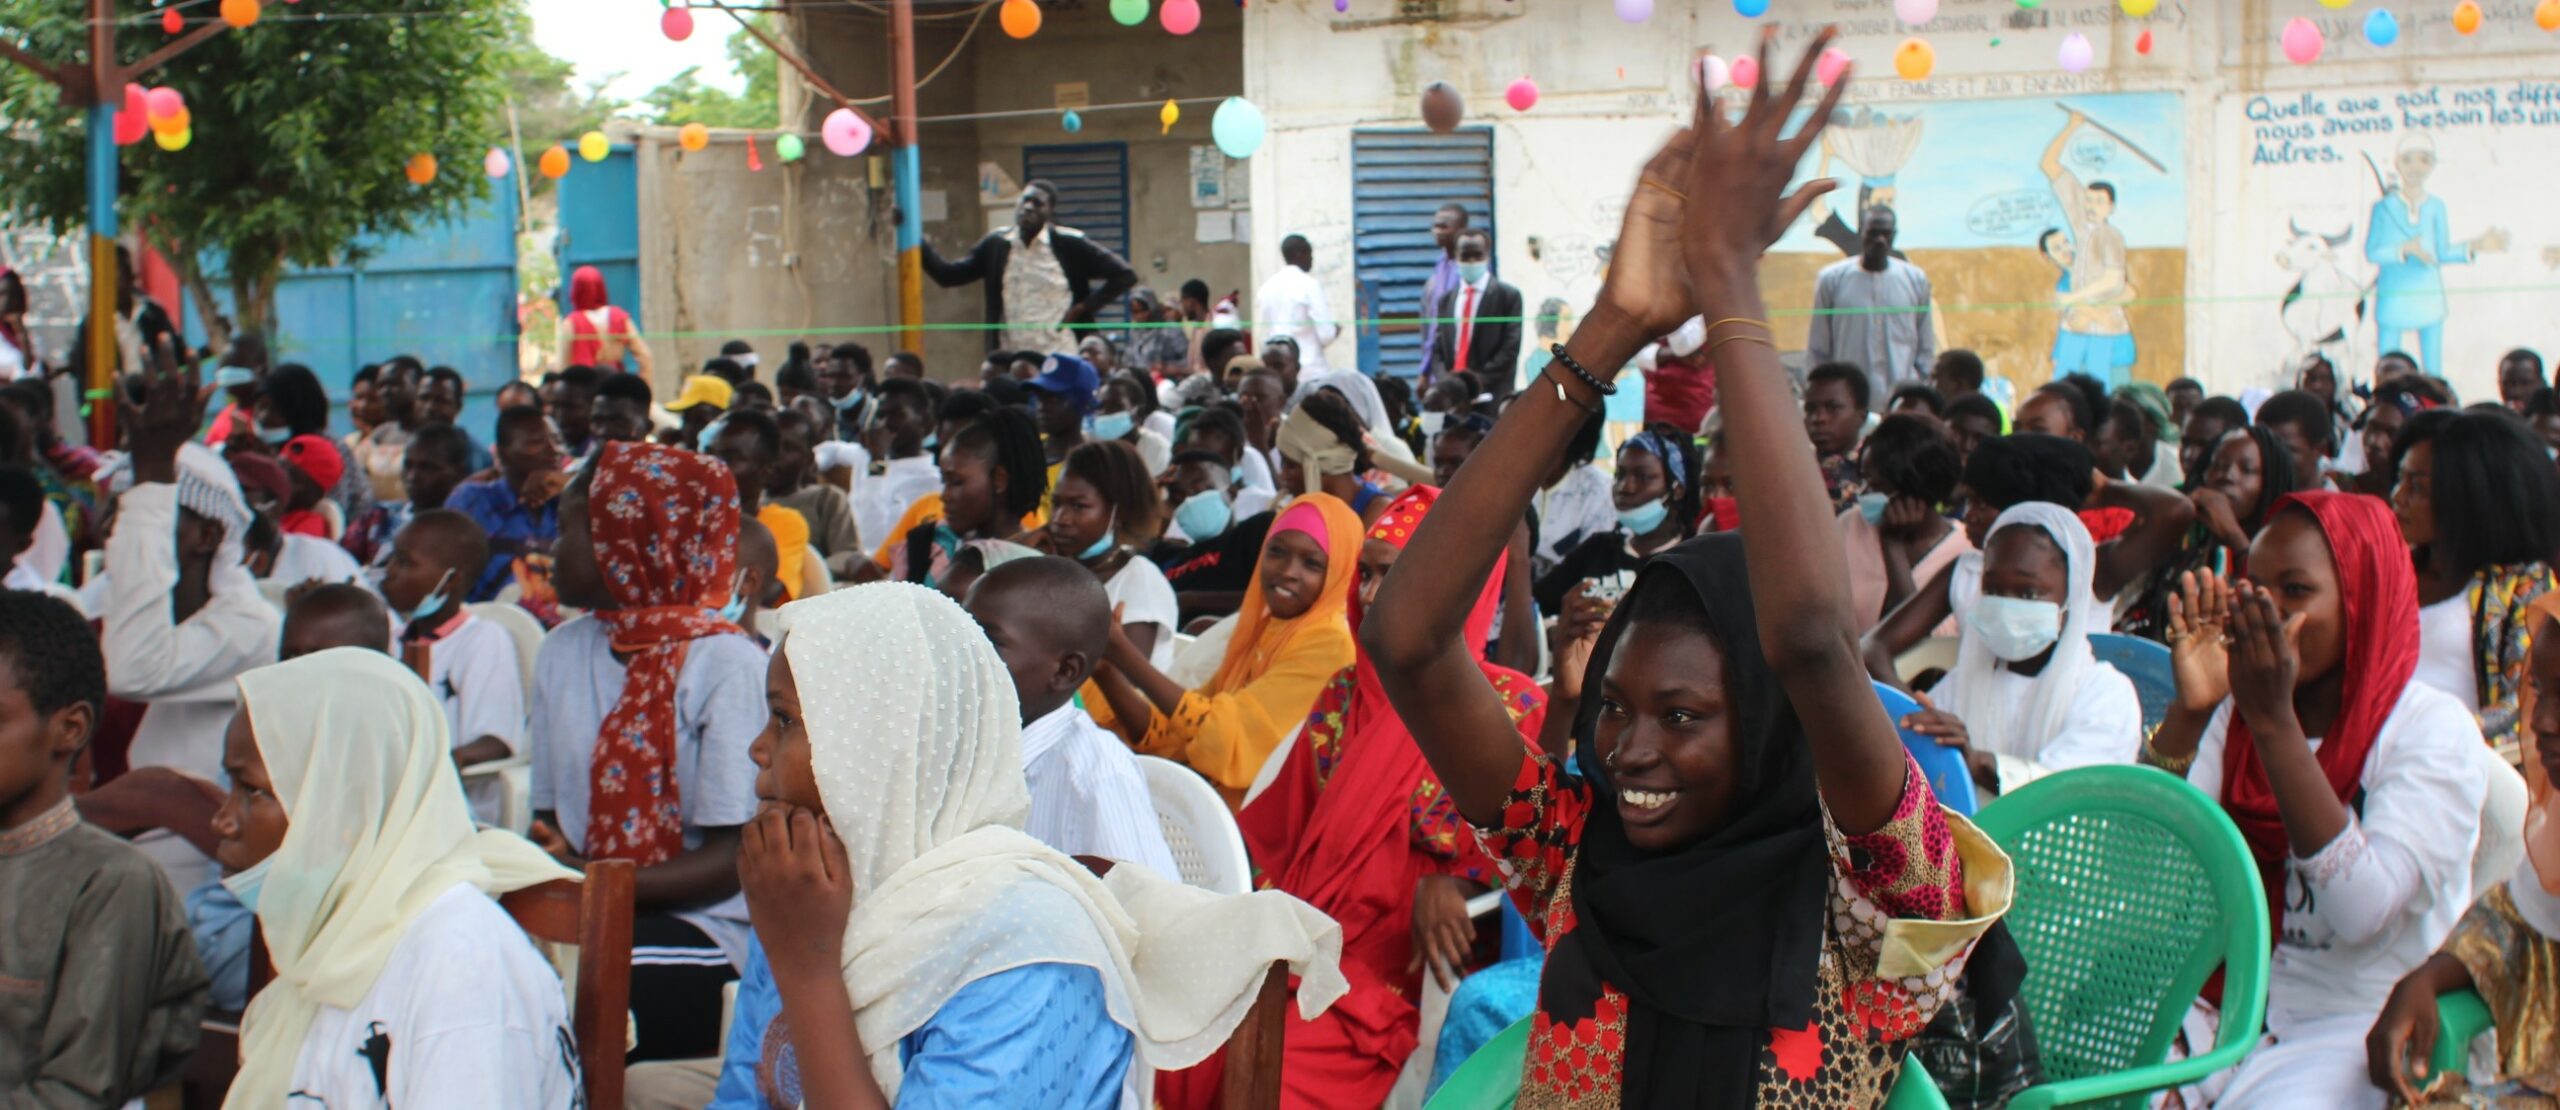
[1476,750,2004,1108]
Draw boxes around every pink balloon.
[661,5,694,42]
[2281,17,2324,64]
[1505,76,1539,112]
[1162,0,1200,35]
[1728,54,1760,88]
[1893,0,1937,24]
[484,148,511,179]
[821,107,872,156]
[145,86,184,124]
[2057,32,2093,73]
[1815,47,1851,87]
[1697,53,1730,91]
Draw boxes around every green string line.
[231,278,2560,347]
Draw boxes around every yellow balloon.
[2317,0,2351,7]
[2119,0,2157,14]
[1159,99,1180,135]
[1894,38,1935,81]
[153,126,190,151]
[579,131,610,162]
[679,122,709,152]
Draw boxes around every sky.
[527,0,747,104]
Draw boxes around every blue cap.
[1023,353,1099,413]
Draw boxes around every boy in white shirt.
[380,510,524,824]
[963,555,1178,879]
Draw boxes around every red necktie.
[1454,285,1478,370]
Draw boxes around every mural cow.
[2277,218,2366,386]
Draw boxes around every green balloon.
[776,133,805,162]
[1111,0,1148,25]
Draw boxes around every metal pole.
[86,0,118,447]
[888,0,922,355]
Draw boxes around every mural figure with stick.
[2042,106,2158,387]
[2365,132,2508,376]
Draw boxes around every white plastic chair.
[1133,755,1252,895]
[1167,613,1238,690]
[459,601,546,834]
[1893,635,1961,684]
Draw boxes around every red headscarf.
[2219,490,2417,936]
[1237,486,1543,1058]
[580,441,747,865]
[569,265,610,313]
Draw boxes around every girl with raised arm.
[1363,32,2010,1106]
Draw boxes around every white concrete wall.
[1242,0,2560,404]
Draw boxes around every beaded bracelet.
[1548,343,1617,397]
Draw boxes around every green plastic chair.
[1420,1013,1949,1108]
[2428,988,2493,1083]
[1972,764,2272,1109]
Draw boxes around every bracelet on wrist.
[1548,343,1617,397]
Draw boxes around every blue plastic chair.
[2089,633,2174,732]
[1874,679,1979,816]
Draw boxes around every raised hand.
[1680,26,1850,304]
[2167,569,2233,713]
[1587,109,1703,340]
[122,336,208,486]
[738,805,855,977]
[2190,487,2250,549]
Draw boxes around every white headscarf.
[176,441,258,598]
[226,648,577,1109]
[1279,371,1434,488]
[1941,502,2106,772]
[777,584,1347,1099]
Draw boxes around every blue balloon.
[2364,7,2398,47]
[1062,110,1084,133]
[1212,97,1265,160]
[1735,0,1769,15]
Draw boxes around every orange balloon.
[678,122,710,152]
[405,153,437,185]
[2539,0,2560,30]
[151,105,190,136]
[2454,0,2483,34]
[1000,0,1042,38]
[219,0,259,28]
[538,145,571,179]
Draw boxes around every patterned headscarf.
[1622,428,1691,492]
[580,441,746,864]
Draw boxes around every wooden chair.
[1076,855,1288,1110]
[238,859,635,1108]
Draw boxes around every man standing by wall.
[1806,207,1935,408]
[923,180,1138,358]
[1413,203,1469,382]
[1426,228,1522,394]
[1254,235,1341,375]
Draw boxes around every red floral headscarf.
[581,441,746,864]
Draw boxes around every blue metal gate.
[1351,128,1493,378]
[556,145,641,337]
[195,186,521,435]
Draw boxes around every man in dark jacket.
[1425,228,1523,394]
[922,179,1138,356]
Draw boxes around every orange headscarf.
[1207,493,1363,696]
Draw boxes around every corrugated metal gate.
[1350,128,1494,378]
[556,144,641,340]
[1024,142,1132,328]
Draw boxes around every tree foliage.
[637,18,778,130]
[0,0,517,338]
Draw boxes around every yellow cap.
[665,374,735,412]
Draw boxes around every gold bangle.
[1707,332,1775,360]
[1705,317,1772,335]
[2140,729,2198,776]
[1637,174,1689,203]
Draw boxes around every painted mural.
[1762,90,2189,390]
[2209,82,2554,399]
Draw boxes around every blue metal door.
[197,187,521,435]
[1024,142,1131,327]
[556,145,642,341]
[1351,128,1493,379]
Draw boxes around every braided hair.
[950,405,1049,521]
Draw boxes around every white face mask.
[1419,411,1447,437]
[1968,594,2063,663]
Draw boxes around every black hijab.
[1549,532,1830,1107]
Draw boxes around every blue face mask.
[1857,491,1892,525]
[923,432,939,452]
[257,424,292,446]
[1175,488,1232,541]
[716,572,749,625]
[1093,411,1135,441]
[1617,497,1670,535]
[695,415,729,451]
[223,858,273,913]
[1076,508,1119,562]
[213,366,257,389]
[400,568,455,627]
[831,388,868,413]
[1458,261,1489,285]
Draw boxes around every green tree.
[0,0,516,340]
[638,18,778,130]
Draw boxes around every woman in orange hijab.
[1090,493,1361,807]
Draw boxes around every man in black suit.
[921,179,1138,356]
[1426,227,1522,395]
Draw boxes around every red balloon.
[162,7,182,33]
[661,5,694,42]
[114,85,149,145]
